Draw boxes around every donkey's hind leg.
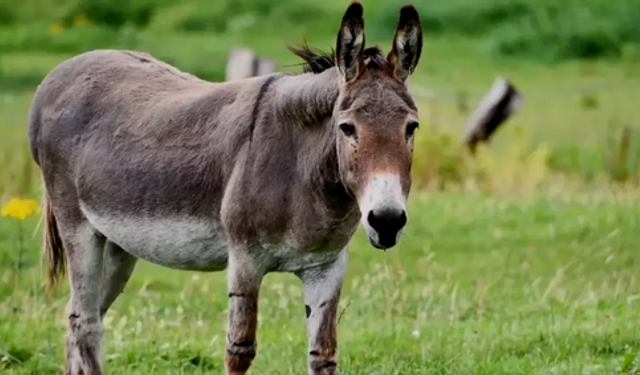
[59,220,106,375]
[99,241,138,318]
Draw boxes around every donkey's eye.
[406,121,419,139]
[339,122,356,137]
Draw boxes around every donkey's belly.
[82,208,228,271]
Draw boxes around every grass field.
[1,193,639,374]
[2,0,640,373]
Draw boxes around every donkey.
[28,2,423,374]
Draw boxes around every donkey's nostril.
[367,208,407,237]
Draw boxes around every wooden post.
[225,47,256,81]
[461,77,523,153]
[225,47,276,81]
[255,57,276,76]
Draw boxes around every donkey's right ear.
[336,2,365,83]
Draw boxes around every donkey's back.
[28,48,278,219]
[29,49,256,170]
[28,49,274,273]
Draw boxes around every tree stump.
[461,77,523,153]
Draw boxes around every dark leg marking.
[225,251,264,375]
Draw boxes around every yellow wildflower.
[1,198,40,220]
[73,14,89,27]
[48,22,64,35]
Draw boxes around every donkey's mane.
[288,43,391,74]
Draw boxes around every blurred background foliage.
[1,0,639,80]
[0,0,640,198]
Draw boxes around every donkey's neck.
[295,118,357,231]
[275,69,355,214]
[276,68,340,124]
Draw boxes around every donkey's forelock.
[288,43,391,74]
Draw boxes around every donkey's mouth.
[366,229,403,250]
[369,239,390,250]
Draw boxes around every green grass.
[1,193,639,374]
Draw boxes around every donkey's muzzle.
[366,207,407,249]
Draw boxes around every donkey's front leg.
[225,250,265,375]
[297,250,348,375]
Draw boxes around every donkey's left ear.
[387,5,423,84]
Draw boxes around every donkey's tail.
[41,186,66,294]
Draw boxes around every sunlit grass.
[1,193,639,374]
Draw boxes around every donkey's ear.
[336,2,365,83]
[387,5,423,84]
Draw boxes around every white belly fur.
[82,208,229,271]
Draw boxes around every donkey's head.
[333,2,423,250]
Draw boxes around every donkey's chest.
[82,208,229,271]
